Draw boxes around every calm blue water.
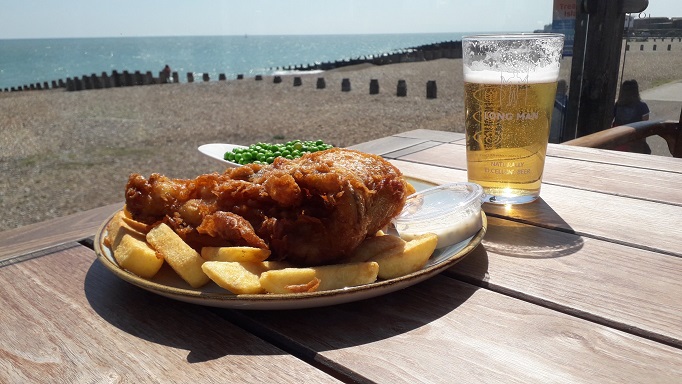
[0,33,470,90]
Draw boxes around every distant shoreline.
[0,33,472,90]
[1,40,464,93]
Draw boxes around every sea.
[0,33,473,90]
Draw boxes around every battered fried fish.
[125,148,408,265]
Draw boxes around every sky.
[0,0,679,39]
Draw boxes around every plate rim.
[94,209,486,309]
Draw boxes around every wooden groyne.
[1,69,178,93]
[271,40,463,72]
[1,69,448,100]
[1,40,463,93]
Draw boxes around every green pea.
[224,140,334,165]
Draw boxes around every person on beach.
[612,79,651,154]
[550,79,568,143]
[162,64,172,83]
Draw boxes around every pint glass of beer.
[462,34,564,204]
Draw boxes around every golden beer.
[464,80,557,204]
[462,33,564,204]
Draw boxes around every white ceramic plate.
[95,211,486,310]
[198,143,247,167]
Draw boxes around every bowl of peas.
[198,140,334,167]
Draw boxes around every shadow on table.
[84,261,289,362]
[85,246,489,358]
[481,198,584,259]
[221,246,489,352]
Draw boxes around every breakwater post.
[341,78,351,92]
[316,78,326,89]
[426,80,437,99]
[397,80,407,97]
[100,72,110,88]
[369,79,379,95]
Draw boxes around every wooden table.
[2,129,681,383]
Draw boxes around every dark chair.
[563,108,682,157]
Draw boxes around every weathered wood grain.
[0,245,341,384]
[228,276,682,384]
[546,143,682,173]
[0,203,122,262]
[394,129,466,143]
[347,135,428,156]
[397,142,682,205]
[449,216,682,348]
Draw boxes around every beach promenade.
[1,52,681,232]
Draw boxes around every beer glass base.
[482,193,539,205]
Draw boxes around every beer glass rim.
[462,33,564,42]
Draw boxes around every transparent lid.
[396,182,483,223]
[393,182,484,248]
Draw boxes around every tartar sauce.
[397,210,482,249]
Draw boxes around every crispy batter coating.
[125,148,408,265]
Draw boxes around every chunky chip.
[120,206,153,234]
[202,261,268,294]
[259,262,379,294]
[370,233,438,279]
[347,234,406,263]
[106,211,164,278]
[114,233,164,279]
[105,210,146,248]
[201,246,271,262]
[146,223,210,288]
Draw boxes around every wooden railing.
[563,118,682,157]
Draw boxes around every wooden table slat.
[394,129,466,143]
[449,216,682,348]
[398,143,682,205]
[347,135,429,156]
[0,245,342,383]
[446,134,682,174]
[229,276,682,384]
[0,202,122,262]
[547,143,682,174]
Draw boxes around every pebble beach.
[1,51,681,231]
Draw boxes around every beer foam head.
[463,66,560,84]
[463,33,563,84]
